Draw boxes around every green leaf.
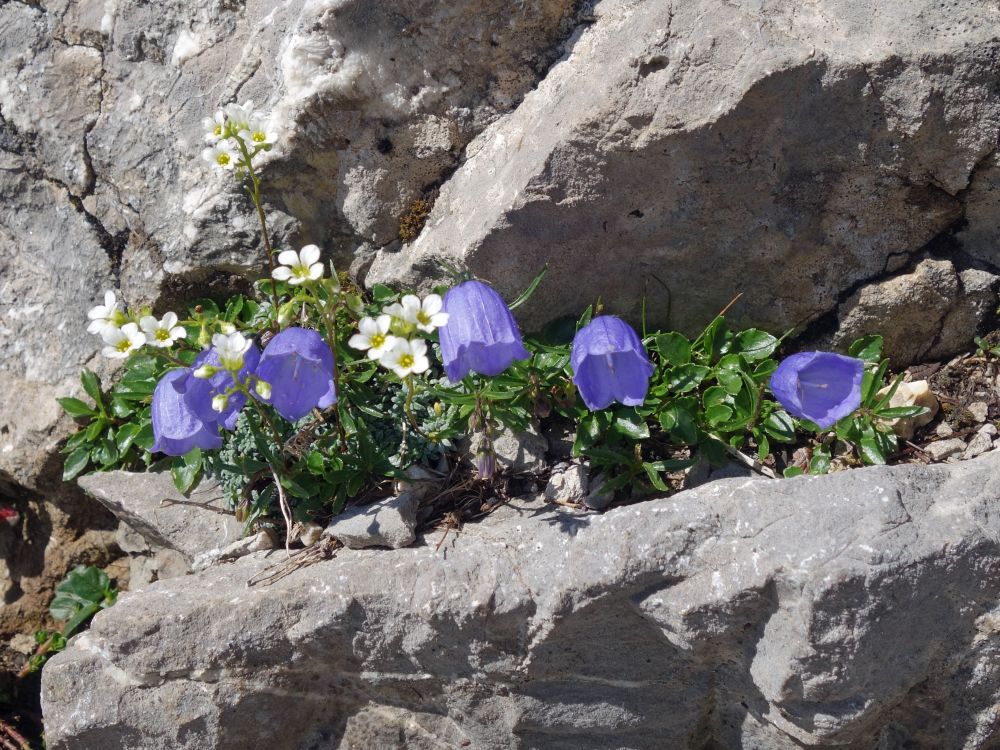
[58,397,96,418]
[115,423,141,454]
[735,330,778,361]
[859,436,886,465]
[63,448,91,481]
[877,405,928,419]
[50,565,116,638]
[716,367,743,396]
[134,422,155,452]
[762,410,796,443]
[80,369,103,406]
[705,403,734,425]
[808,448,831,475]
[655,332,691,366]
[643,462,670,492]
[756,433,770,462]
[110,396,135,418]
[613,411,650,440]
[84,418,106,442]
[92,437,119,468]
[371,283,396,302]
[306,450,326,475]
[703,386,729,408]
[668,364,711,393]
[783,466,805,478]
[171,447,203,494]
[508,264,547,310]
[659,399,699,444]
[862,361,889,407]
[848,335,883,363]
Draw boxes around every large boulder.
[42,453,1000,748]
[368,0,1000,360]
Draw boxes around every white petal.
[272,267,293,281]
[308,263,324,280]
[139,316,158,334]
[422,294,442,315]
[384,303,403,319]
[349,334,371,350]
[87,306,107,320]
[120,322,139,336]
[103,346,127,359]
[170,326,187,340]
[376,315,392,333]
[430,312,449,327]
[87,319,107,334]
[367,348,383,360]
[401,295,421,314]
[411,355,430,374]
[358,317,378,336]
[104,290,117,309]
[277,249,299,266]
[391,365,411,378]
[299,244,321,266]
[409,339,428,356]
[288,276,305,286]
[161,312,178,328]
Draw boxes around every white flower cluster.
[200,99,277,171]
[86,290,187,359]
[272,244,324,285]
[349,294,449,378]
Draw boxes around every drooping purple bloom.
[769,351,864,429]
[570,316,654,411]
[190,343,261,430]
[439,280,530,382]
[151,369,223,456]
[254,327,336,421]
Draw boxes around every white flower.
[87,290,121,334]
[224,100,257,132]
[272,244,324,285]
[238,115,277,150]
[349,315,396,360]
[202,110,227,143]
[212,332,251,370]
[201,141,236,170]
[101,322,145,359]
[379,338,429,378]
[139,312,187,348]
[407,294,448,333]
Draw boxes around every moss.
[398,198,433,242]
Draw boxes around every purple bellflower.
[190,343,261,430]
[769,351,864,429]
[254,327,336,421]
[571,316,654,411]
[439,280,530,382]
[151,369,224,456]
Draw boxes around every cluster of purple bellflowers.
[152,279,866,457]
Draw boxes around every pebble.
[935,422,955,438]
[584,472,616,511]
[924,438,967,462]
[963,430,995,460]
[324,492,419,549]
[545,463,589,503]
[968,402,989,423]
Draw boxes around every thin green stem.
[234,137,281,327]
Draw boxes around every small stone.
[935,422,955,438]
[968,402,989,424]
[9,633,37,655]
[298,522,323,548]
[583,472,615,511]
[324,492,420,549]
[980,423,998,437]
[115,521,151,555]
[467,426,548,476]
[544,463,589,502]
[924,438,967,462]
[876,380,939,440]
[963,431,995,460]
[393,465,443,501]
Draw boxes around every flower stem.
[234,137,281,327]
[404,375,425,437]
[322,298,348,452]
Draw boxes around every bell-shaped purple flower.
[254,327,336,421]
[571,316,654,411]
[439,280,530,382]
[190,343,261,430]
[151,369,223,456]
[769,351,864,429]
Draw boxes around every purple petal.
[440,281,530,381]
[151,369,222,456]
[571,317,654,411]
[255,327,336,421]
[770,352,863,428]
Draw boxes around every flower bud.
[211,393,229,413]
[433,401,443,417]
[346,293,364,316]
[254,379,272,400]
[475,449,496,481]
[193,364,217,379]
[218,322,236,334]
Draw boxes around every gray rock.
[43,454,1000,749]
[924,438,968,462]
[77,471,243,564]
[368,0,1000,360]
[583,470,615,510]
[192,529,278,572]
[324,492,419,549]
[128,548,189,589]
[964,429,995,460]
[969,402,990,424]
[467,425,548,476]
[543,462,588,502]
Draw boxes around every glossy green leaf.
[58,397,95,418]
[668,364,711,393]
[62,448,91,481]
[848,335,883,363]
[655,332,691,366]
[735,330,778,361]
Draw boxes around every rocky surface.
[42,452,1000,748]
[324,491,420,549]
[369,0,1000,360]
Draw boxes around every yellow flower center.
[417,311,431,325]
[116,339,131,353]
[213,125,223,136]
[155,329,171,341]
[371,333,385,348]
[252,131,267,143]
[217,152,231,166]
[399,354,414,368]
